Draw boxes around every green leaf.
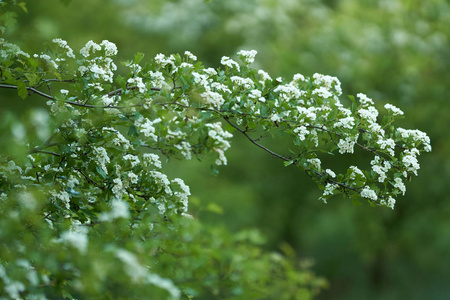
[284,160,294,167]
[206,203,223,215]
[95,165,107,179]
[134,52,145,65]
[210,165,219,176]
[24,73,38,86]
[18,2,27,13]
[16,80,27,99]
[128,125,139,137]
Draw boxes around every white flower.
[361,186,378,201]
[143,153,162,168]
[50,190,71,210]
[60,89,69,95]
[127,77,147,93]
[393,177,406,195]
[402,148,420,175]
[172,178,190,213]
[377,138,396,156]
[154,53,176,68]
[258,70,272,84]
[128,63,142,74]
[357,93,374,107]
[115,249,147,282]
[387,196,396,209]
[52,38,75,59]
[313,73,342,96]
[371,156,391,182]
[128,172,139,184]
[358,106,379,123]
[203,67,218,76]
[100,40,118,56]
[100,199,130,221]
[312,86,333,99]
[384,103,404,116]
[206,122,233,165]
[248,89,262,100]
[34,53,58,69]
[230,76,254,89]
[274,84,305,102]
[112,178,125,199]
[211,82,232,94]
[307,158,321,170]
[292,73,306,83]
[334,116,355,129]
[325,169,336,178]
[157,203,166,214]
[220,56,240,71]
[60,230,88,254]
[123,154,141,167]
[297,107,317,122]
[200,88,225,108]
[173,142,192,160]
[184,51,197,61]
[237,49,257,64]
[101,94,116,106]
[319,183,338,203]
[149,171,172,195]
[138,117,160,141]
[293,126,309,141]
[349,166,365,179]
[80,40,101,57]
[148,71,166,88]
[397,128,431,152]
[337,134,359,154]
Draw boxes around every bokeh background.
[3,0,449,299]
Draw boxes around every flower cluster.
[78,40,118,91]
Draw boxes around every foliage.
[0,1,433,299]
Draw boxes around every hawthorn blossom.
[361,186,378,201]
[237,50,258,64]
[221,56,240,71]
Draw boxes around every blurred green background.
[2,0,449,299]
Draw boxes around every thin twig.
[107,86,163,97]
[28,149,61,157]
[223,116,291,162]
[76,168,105,190]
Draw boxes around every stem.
[222,116,291,162]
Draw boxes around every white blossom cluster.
[100,198,130,221]
[221,56,240,71]
[206,122,233,165]
[237,50,258,65]
[78,40,118,91]
[142,153,162,169]
[361,186,378,201]
[92,146,110,175]
[337,135,359,154]
[312,73,342,100]
[115,249,180,297]
[319,183,339,203]
[52,38,76,59]
[371,156,392,182]
[384,103,404,116]
[137,117,161,141]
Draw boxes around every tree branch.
[222,116,291,162]
[0,83,55,100]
